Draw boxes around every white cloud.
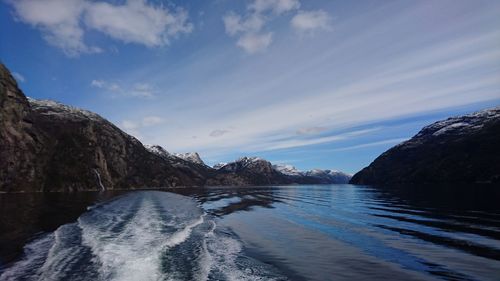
[91,79,156,98]
[9,0,100,56]
[121,120,141,138]
[249,0,300,15]
[121,115,164,139]
[122,120,138,130]
[291,10,331,33]
[223,0,299,53]
[91,79,121,92]
[84,0,192,47]
[12,72,26,83]
[141,116,164,126]
[223,12,265,36]
[236,32,273,54]
[131,83,156,98]
[7,0,192,56]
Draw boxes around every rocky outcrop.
[350,107,500,185]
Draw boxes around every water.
[0,185,499,281]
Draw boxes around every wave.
[0,191,287,281]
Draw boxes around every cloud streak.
[139,1,500,161]
[90,79,157,98]
[12,72,26,83]
[331,138,409,152]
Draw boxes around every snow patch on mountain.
[416,107,500,138]
[273,164,352,183]
[28,98,102,121]
[173,152,206,166]
[272,164,303,176]
[213,163,228,170]
[145,145,170,158]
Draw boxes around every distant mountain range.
[145,150,352,186]
[350,106,500,185]
[0,64,350,192]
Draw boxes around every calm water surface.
[0,185,499,281]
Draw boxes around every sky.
[1,0,499,174]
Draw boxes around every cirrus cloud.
[91,79,157,98]
[12,72,26,83]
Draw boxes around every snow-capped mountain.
[273,164,352,184]
[272,164,303,176]
[145,145,171,159]
[213,162,227,169]
[173,152,206,166]
[208,157,352,185]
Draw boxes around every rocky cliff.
[0,64,206,191]
[0,64,46,191]
[350,107,500,185]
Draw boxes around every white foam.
[0,234,54,281]
[195,220,217,281]
[78,192,205,281]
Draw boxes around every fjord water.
[1,185,499,281]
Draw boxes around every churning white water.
[0,191,286,281]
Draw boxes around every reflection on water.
[0,185,499,281]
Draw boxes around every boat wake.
[0,191,286,281]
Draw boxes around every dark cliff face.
[27,99,208,191]
[0,64,206,191]
[350,108,500,185]
[0,64,48,191]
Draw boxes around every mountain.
[213,162,228,170]
[145,145,207,167]
[273,164,352,184]
[207,157,290,186]
[350,107,500,185]
[173,152,206,166]
[206,157,351,186]
[0,64,207,191]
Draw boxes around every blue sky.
[1,0,499,174]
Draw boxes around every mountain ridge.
[350,107,500,185]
